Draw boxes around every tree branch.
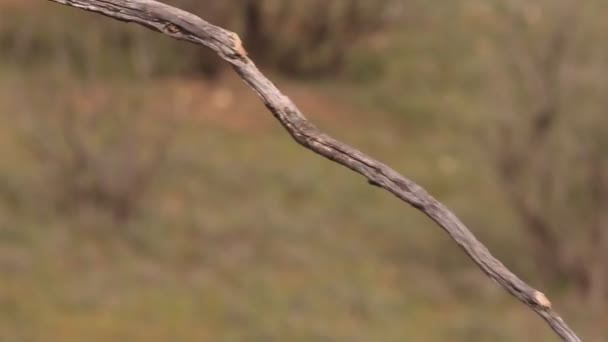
[45,1,581,340]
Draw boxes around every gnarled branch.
[45,0,581,340]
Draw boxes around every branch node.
[164,23,181,34]
[534,291,552,309]
[230,32,248,59]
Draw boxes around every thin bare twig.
[45,0,581,340]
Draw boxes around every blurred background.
[0,0,606,341]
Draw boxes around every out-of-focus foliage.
[173,0,399,76]
[0,4,209,77]
[468,0,608,305]
[0,0,402,77]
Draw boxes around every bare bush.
[477,0,608,306]
[19,84,176,223]
[172,0,395,76]
[2,1,399,77]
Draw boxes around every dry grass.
[1,66,593,342]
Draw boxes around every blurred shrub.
[0,1,398,78]
[13,81,179,223]
[227,0,393,76]
[470,0,608,302]
[0,6,221,78]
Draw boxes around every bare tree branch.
[44,0,582,340]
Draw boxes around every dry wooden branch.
[45,1,581,340]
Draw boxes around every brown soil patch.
[153,71,367,134]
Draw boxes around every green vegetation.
[0,1,605,341]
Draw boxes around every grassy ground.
[1,69,593,342]
[0,1,604,341]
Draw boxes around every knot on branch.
[534,291,552,309]
[229,32,248,59]
[163,23,181,34]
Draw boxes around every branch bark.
[45,1,581,340]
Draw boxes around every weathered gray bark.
[45,1,582,340]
